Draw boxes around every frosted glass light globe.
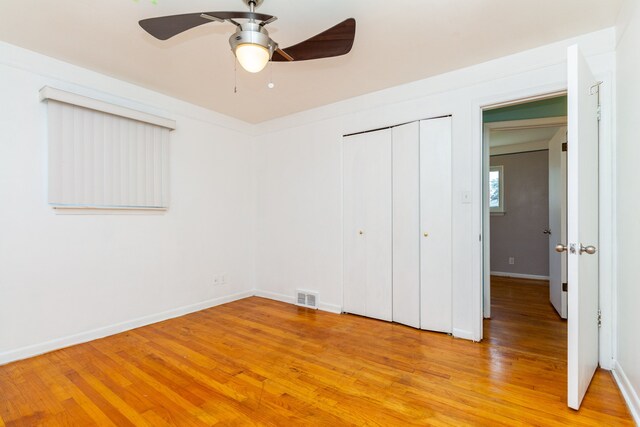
[235,44,270,73]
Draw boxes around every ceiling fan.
[139,0,356,74]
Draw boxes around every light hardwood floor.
[0,277,633,426]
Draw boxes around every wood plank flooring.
[0,277,633,426]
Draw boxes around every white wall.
[0,42,257,364]
[254,29,616,341]
[0,25,624,375]
[614,0,640,421]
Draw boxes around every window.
[489,165,504,213]
[40,87,175,211]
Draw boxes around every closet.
[343,116,452,333]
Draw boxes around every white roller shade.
[45,98,171,209]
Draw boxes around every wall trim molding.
[0,290,254,366]
[253,290,342,314]
[490,271,550,281]
[318,302,342,314]
[612,360,640,424]
[254,290,296,305]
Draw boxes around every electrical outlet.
[508,257,515,265]
[221,274,228,284]
[213,275,221,285]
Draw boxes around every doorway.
[481,96,574,397]
[482,96,568,321]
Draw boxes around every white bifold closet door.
[392,122,421,328]
[343,129,393,321]
[420,117,452,333]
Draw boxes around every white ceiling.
[0,0,623,123]
[490,127,562,147]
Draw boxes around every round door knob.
[580,245,597,255]
[358,230,364,235]
[423,232,429,237]
[555,244,567,253]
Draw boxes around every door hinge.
[598,309,602,328]
[590,81,603,121]
[562,282,568,292]
[479,234,482,242]
[562,142,567,152]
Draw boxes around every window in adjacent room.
[489,165,504,213]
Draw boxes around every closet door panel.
[343,130,392,321]
[343,135,368,317]
[420,117,453,333]
[392,122,421,328]
[363,129,393,321]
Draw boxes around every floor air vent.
[296,290,319,309]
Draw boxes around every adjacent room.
[1,0,639,425]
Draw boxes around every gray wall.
[490,150,549,277]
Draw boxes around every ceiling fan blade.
[140,13,216,40]
[271,18,356,62]
[139,11,275,40]
[275,48,294,61]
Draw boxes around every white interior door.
[343,129,393,321]
[549,127,568,319]
[482,125,491,319]
[420,117,453,333]
[566,44,600,410]
[392,122,421,328]
[343,135,367,317]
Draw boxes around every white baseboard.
[254,289,296,304]
[253,290,342,314]
[490,271,550,281]
[0,289,342,366]
[612,360,640,425]
[0,290,254,366]
[318,302,343,314]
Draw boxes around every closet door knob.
[358,230,364,235]
[423,232,429,237]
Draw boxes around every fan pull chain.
[234,57,238,94]
[268,61,275,89]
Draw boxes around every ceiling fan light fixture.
[235,43,270,73]
[229,22,275,73]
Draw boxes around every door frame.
[482,114,568,319]
[470,78,614,370]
